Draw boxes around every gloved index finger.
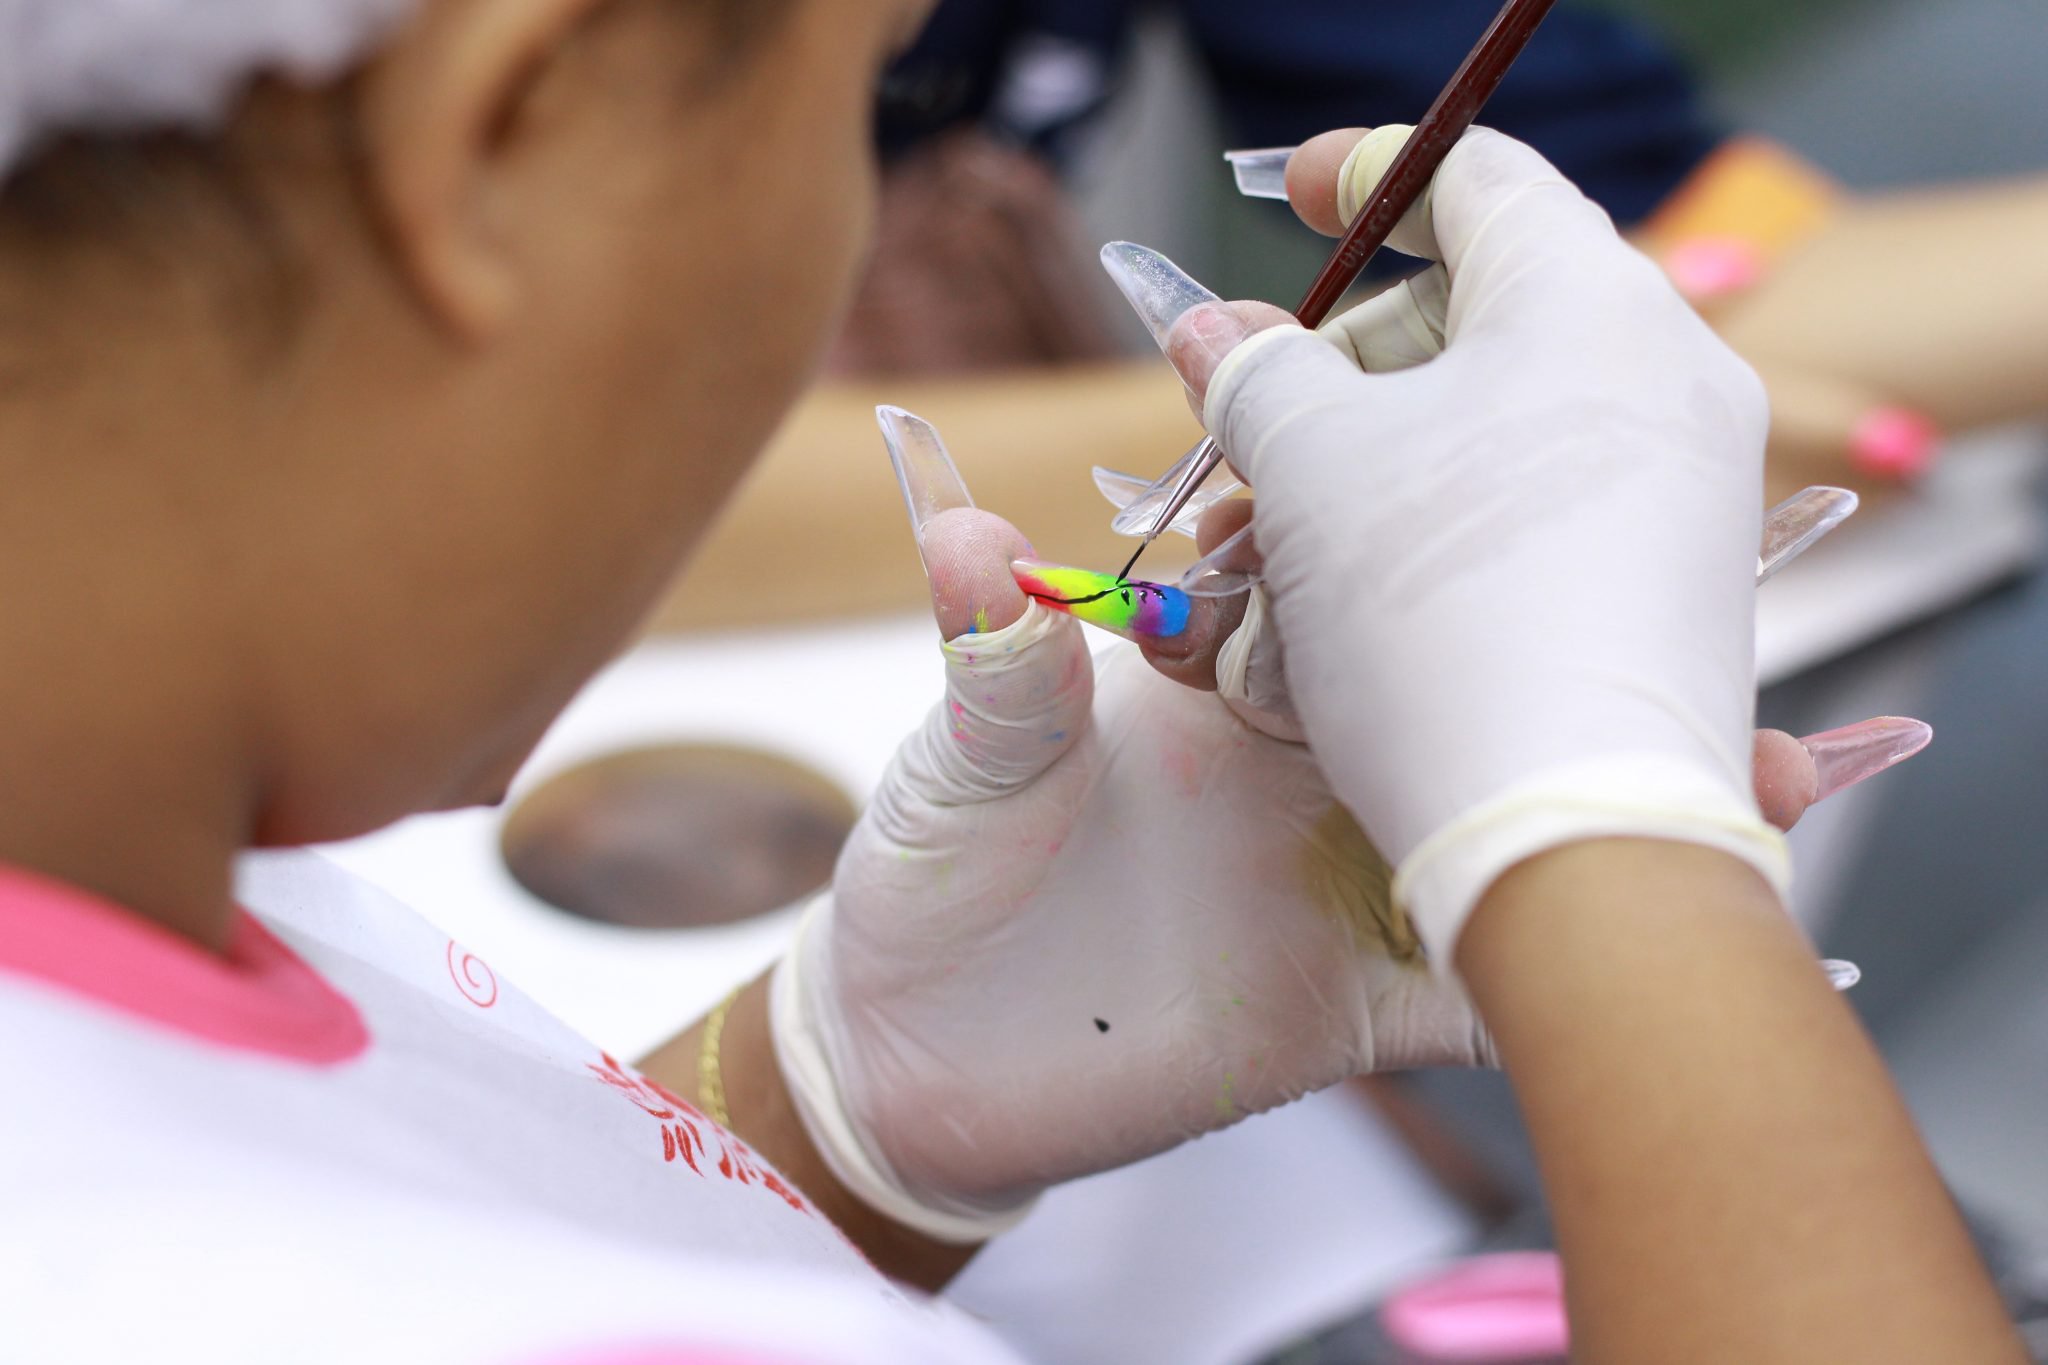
[1317,264,1450,375]
[908,513,1095,805]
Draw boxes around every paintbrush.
[1117,0,1562,582]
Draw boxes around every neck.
[0,584,253,950]
[0,772,248,953]
[0,357,257,954]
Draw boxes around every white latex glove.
[772,409,1493,1246]
[1134,127,1792,964]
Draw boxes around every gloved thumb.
[904,508,1094,803]
[878,406,1094,806]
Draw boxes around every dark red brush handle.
[1292,0,1561,328]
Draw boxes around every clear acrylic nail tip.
[1111,493,1172,537]
[877,405,973,533]
[1183,569,1260,600]
[1092,466,1148,505]
[1223,147,1297,200]
[1757,486,1858,584]
[1099,242,1220,351]
[1179,521,1263,598]
[1092,467,1237,539]
[1822,959,1862,991]
[1108,438,1212,537]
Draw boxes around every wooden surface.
[648,361,1205,633]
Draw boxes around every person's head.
[0,0,932,849]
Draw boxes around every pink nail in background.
[1664,237,1763,303]
[1850,408,1941,480]
[1381,1252,1569,1362]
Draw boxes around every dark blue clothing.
[877,0,1720,227]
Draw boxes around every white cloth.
[949,1085,1477,1365]
[0,0,414,175]
[0,849,1021,1365]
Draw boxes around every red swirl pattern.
[445,939,498,1008]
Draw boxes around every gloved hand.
[771,398,1922,1248]
[1129,127,1794,963]
[772,408,1494,1246]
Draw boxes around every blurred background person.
[653,0,2048,632]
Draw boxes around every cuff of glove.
[769,894,1038,1246]
[1394,754,1793,969]
[1201,324,1332,469]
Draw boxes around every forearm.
[646,361,1202,633]
[639,972,981,1292]
[1456,840,2021,1364]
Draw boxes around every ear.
[354,0,608,340]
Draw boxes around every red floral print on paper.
[586,1052,810,1216]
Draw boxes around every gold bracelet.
[698,986,743,1128]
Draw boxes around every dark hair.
[0,0,798,351]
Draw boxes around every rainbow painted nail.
[1011,559,1191,638]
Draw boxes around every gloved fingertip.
[919,507,1033,640]
[1135,587,1246,689]
[1336,124,1443,260]
[1751,729,1819,832]
[1285,127,1373,236]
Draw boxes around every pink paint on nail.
[1381,1252,1569,1361]
[1663,237,1763,302]
[1850,408,1941,480]
[1802,716,1933,802]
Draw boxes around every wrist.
[1454,837,1799,1008]
[732,972,983,1291]
[638,966,982,1292]
[1391,753,1789,970]
[770,896,1037,1248]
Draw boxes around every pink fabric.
[0,861,367,1065]
[1380,1251,1569,1362]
